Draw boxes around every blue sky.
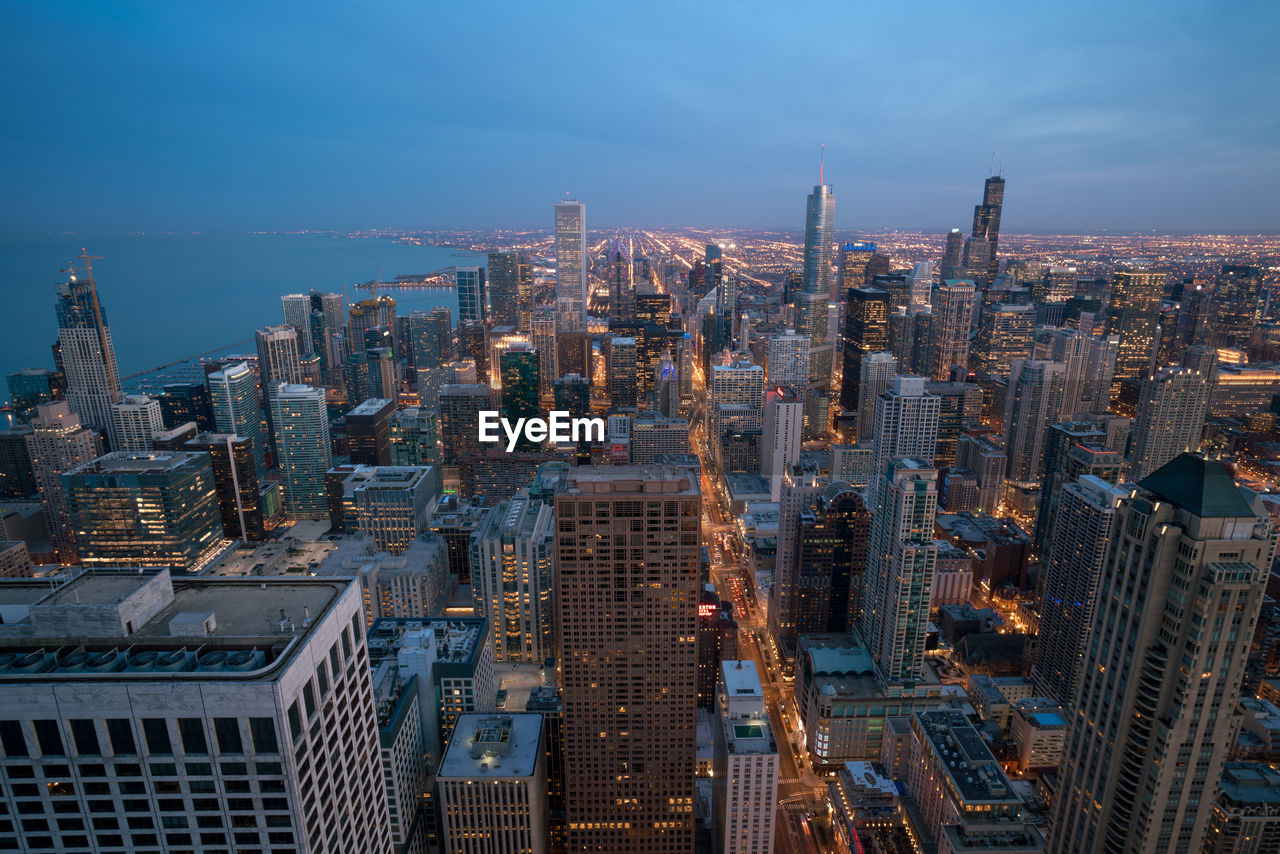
[2,0,1277,233]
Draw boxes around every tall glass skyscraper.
[270,383,332,520]
[456,266,487,326]
[801,179,835,393]
[487,251,521,328]
[206,361,265,480]
[55,261,123,446]
[555,199,587,332]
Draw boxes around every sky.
[2,0,1277,234]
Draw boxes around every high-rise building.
[794,483,872,635]
[270,383,332,520]
[1129,365,1212,481]
[25,402,103,562]
[6,368,65,420]
[854,352,898,443]
[500,344,541,450]
[488,251,522,328]
[348,295,397,358]
[457,266,487,326]
[1031,475,1127,706]
[206,361,265,479]
[1003,359,1067,484]
[553,374,591,422]
[862,458,938,689]
[529,311,557,393]
[966,174,1005,284]
[1205,763,1280,854]
[800,175,835,392]
[867,376,940,511]
[390,406,442,473]
[712,661,779,854]
[1208,264,1262,350]
[766,330,810,394]
[608,238,636,322]
[157,381,215,432]
[0,570,393,854]
[1030,421,1122,556]
[309,289,347,384]
[973,303,1034,378]
[255,326,304,417]
[346,397,396,466]
[941,228,965,277]
[54,260,123,445]
[470,490,556,664]
[555,467,700,852]
[1105,265,1166,395]
[182,431,268,542]
[344,466,437,555]
[840,287,891,412]
[555,199,587,332]
[62,451,224,572]
[0,427,37,498]
[838,242,877,297]
[630,412,691,464]
[767,465,823,657]
[281,292,315,354]
[437,713,548,854]
[409,307,453,370]
[439,384,497,466]
[761,386,803,500]
[1049,454,1274,854]
[109,394,164,452]
[607,336,638,411]
[929,280,976,380]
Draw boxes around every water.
[0,232,480,402]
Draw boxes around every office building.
[0,569,393,853]
[439,384,497,466]
[793,482,871,636]
[607,336,638,411]
[908,709,1044,853]
[0,427,37,498]
[348,296,397,356]
[973,303,1034,378]
[343,466,437,555]
[1030,422,1122,555]
[346,397,396,466]
[389,406,442,475]
[62,451,224,572]
[1049,454,1274,854]
[54,261,123,444]
[553,374,591,422]
[529,311,557,392]
[207,362,265,480]
[1031,475,1127,706]
[926,380,981,467]
[1129,366,1212,480]
[488,251,522,329]
[929,280,976,380]
[280,292,315,354]
[156,381,215,432]
[470,490,556,664]
[500,344,541,437]
[270,383,332,520]
[7,368,65,420]
[838,241,877,295]
[181,431,269,543]
[697,588,738,709]
[409,307,453,371]
[630,412,691,464]
[109,394,164,453]
[711,361,764,444]
[437,713,548,854]
[1208,264,1262,350]
[255,325,303,390]
[556,467,700,852]
[761,386,803,500]
[25,402,102,562]
[712,662,779,854]
[839,288,891,412]
[555,200,587,331]
[456,266,487,327]
[1104,265,1166,394]
[863,458,938,689]
[964,175,1006,284]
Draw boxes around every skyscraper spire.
[819,143,825,185]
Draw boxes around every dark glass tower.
[839,288,890,411]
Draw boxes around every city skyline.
[3,2,1278,234]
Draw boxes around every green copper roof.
[1137,453,1253,518]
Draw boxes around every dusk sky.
[3,0,1277,234]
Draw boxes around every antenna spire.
[819,144,825,186]
[989,150,996,177]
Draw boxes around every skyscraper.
[1031,475,1127,706]
[449,265,486,328]
[281,292,315,354]
[500,344,541,450]
[941,228,964,277]
[1208,264,1262,349]
[109,394,164,452]
[25,402,102,562]
[867,375,940,511]
[255,325,303,389]
[348,295,398,358]
[62,451,224,572]
[6,368,65,420]
[346,397,396,466]
[609,238,635,322]
[183,431,268,542]
[928,280,976,380]
[270,383,332,520]
[555,199,587,332]
[471,490,556,664]
[1129,365,1213,480]
[54,257,123,445]
[439,384,498,465]
[529,310,557,393]
[1003,359,1067,484]
[555,467,700,852]
[837,241,877,298]
[1049,455,1274,854]
[761,385,803,499]
[973,302,1034,378]
[839,287,890,412]
[1105,265,1166,395]
[712,661,779,854]
[855,352,898,443]
[309,289,347,384]
[766,330,810,395]
[966,174,1005,284]
[801,171,835,392]
[607,337,638,410]
[206,361,265,480]
[488,251,522,328]
[862,457,938,688]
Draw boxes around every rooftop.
[1137,453,1254,518]
[438,713,543,780]
[915,709,1021,807]
[65,451,203,477]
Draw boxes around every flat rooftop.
[561,465,698,495]
[722,660,763,698]
[348,398,393,416]
[439,713,542,780]
[915,709,1020,806]
[66,451,201,476]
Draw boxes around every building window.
[0,720,27,757]
[106,720,137,756]
[141,719,171,755]
[250,719,278,754]
[32,720,64,756]
[214,718,243,754]
[69,720,100,756]
[178,719,208,755]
